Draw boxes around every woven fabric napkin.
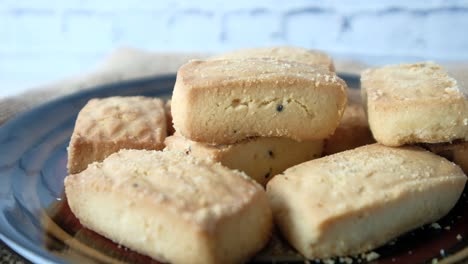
[0,48,467,263]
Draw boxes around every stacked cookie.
[361,62,468,173]
[166,47,348,185]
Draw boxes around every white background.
[1,0,468,97]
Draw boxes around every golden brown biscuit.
[172,58,347,144]
[424,141,468,174]
[67,96,166,174]
[211,46,335,71]
[323,104,375,155]
[361,62,468,146]
[65,149,272,264]
[267,144,466,259]
[165,134,323,186]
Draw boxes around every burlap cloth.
[0,48,467,263]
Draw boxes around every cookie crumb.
[444,86,460,94]
[432,258,438,264]
[440,249,445,256]
[444,226,451,230]
[365,252,380,261]
[339,256,353,264]
[431,222,442,229]
[456,234,463,241]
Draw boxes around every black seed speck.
[264,172,271,179]
[233,129,237,133]
[268,150,275,158]
[185,146,192,155]
[276,104,283,112]
[132,183,138,188]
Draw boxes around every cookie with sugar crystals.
[361,62,468,146]
[65,149,272,264]
[267,144,466,259]
[67,96,167,174]
[172,58,347,144]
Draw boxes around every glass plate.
[0,74,466,264]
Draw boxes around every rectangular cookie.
[172,58,347,144]
[67,96,167,174]
[323,103,375,155]
[211,46,335,72]
[425,141,468,174]
[164,134,323,186]
[267,144,466,259]
[65,149,272,264]
[361,62,468,146]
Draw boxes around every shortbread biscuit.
[165,134,323,186]
[172,58,347,144]
[65,149,272,264]
[323,104,375,155]
[425,141,468,174]
[67,96,167,174]
[267,144,466,259]
[361,62,468,146]
[212,46,335,71]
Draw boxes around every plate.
[0,74,466,264]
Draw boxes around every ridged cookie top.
[177,58,344,91]
[361,62,466,102]
[211,46,335,71]
[268,144,466,224]
[66,149,264,231]
[74,96,166,142]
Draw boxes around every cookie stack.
[166,47,348,186]
[63,47,468,263]
[266,61,468,259]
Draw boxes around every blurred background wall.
[1,0,467,96]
